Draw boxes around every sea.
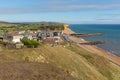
[69,24,120,57]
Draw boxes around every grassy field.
[0,22,16,27]
[0,22,65,32]
[0,44,120,80]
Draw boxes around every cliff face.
[0,44,120,80]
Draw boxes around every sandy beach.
[63,27,120,66]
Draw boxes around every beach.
[63,27,120,66]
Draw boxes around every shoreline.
[63,27,120,66]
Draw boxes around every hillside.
[0,21,64,32]
[0,22,17,27]
[0,44,120,80]
[0,62,76,80]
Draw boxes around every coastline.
[63,27,120,66]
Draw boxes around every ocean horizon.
[69,24,120,57]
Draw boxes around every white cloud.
[35,4,120,11]
[0,4,120,14]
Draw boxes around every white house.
[4,33,21,43]
[12,35,21,43]
[27,35,33,40]
[18,31,25,35]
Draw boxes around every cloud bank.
[0,4,120,14]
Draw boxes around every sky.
[0,0,120,24]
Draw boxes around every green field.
[0,22,65,32]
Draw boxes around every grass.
[66,45,115,80]
[0,62,77,80]
[0,44,120,80]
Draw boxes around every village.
[0,23,105,49]
[0,24,69,49]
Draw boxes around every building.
[3,33,21,43]
[12,35,21,43]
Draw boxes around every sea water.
[69,24,120,57]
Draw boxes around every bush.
[21,38,39,48]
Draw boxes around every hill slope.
[0,45,120,80]
[0,22,16,27]
[0,62,76,80]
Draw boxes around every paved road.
[61,34,73,43]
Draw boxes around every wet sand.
[63,28,120,66]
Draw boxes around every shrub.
[21,38,39,48]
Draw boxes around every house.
[27,35,33,40]
[18,31,25,35]
[53,32,61,39]
[12,35,21,43]
[3,33,21,43]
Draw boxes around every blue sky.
[0,0,120,24]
